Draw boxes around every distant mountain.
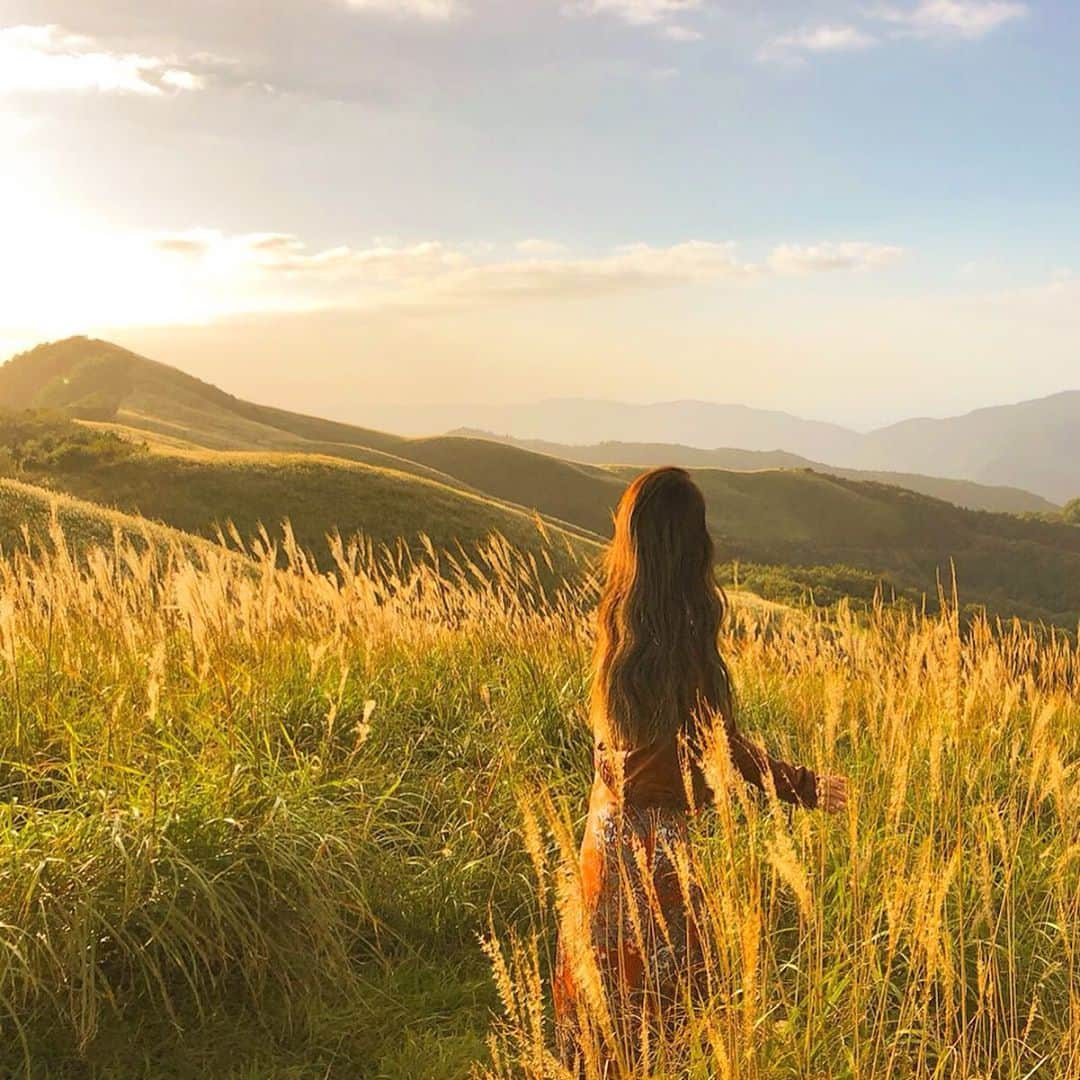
[379,392,1080,504]
[452,431,1059,515]
[858,392,1080,505]
[369,398,865,464]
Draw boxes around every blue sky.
[1,1,1077,427]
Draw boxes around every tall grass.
[485,595,1080,1079]
[0,516,1078,1076]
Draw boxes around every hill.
[0,412,596,572]
[3,339,1080,626]
[0,337,1058,517]
[399,435,625,537]
[453,430,1058,515]
[0,475,216,560]
[673,467,1080,625]
[370,395,865,463]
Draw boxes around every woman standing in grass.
[553,466,847,1075]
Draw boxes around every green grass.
[2,524,1079,1078]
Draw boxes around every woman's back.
[552,468,844,1074]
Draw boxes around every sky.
[1,0,1078,429]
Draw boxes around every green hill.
[63,448,595,568]
[0,336,400,451]
[0,411,596,572]
[400,435,625,536]
[661,467,1080,625]
[452,430,1060,515]
[0,476,216,560]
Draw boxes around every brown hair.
[590,467,734,750]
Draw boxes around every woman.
[553,467,847,1074]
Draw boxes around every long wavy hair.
[590,467,734,750]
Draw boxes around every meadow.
[1,517,1079,1078]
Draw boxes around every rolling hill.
[0,339,601,564]
[47,447,596,567]
[453,430,1058,515]
[3,337,1080,626]
[0,415,597,573]
[0,476,219,561]
[368,396,866,463]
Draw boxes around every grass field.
[1,520,1079,1078]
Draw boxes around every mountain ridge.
[366,389,1079,502]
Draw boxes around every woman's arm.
[687,720,847,812]
[726,726,819,808]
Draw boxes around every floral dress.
[553,724,818,1072]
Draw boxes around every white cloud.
[154,230,470,281]
[768,242,906,274]
[761,2,1024,64]
[0,224,903,339]
[342,0,462,18]
[875,1,1028,38]
[661,25,703,42]
[453,241,753,299]
[0,24,208,96]
[157,230,912,300]
[154,230,752,298]
[758,24,877,62]
[561,0,701,28]
[160,69,206,92]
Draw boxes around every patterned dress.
[553,725,818,1073]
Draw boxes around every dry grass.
[0,517,1077,1076]
[483,596,1080,1079]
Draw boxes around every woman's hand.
[818,774,848,814]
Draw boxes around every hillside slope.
[401,435,625,536]
[2,337,1059,517]
[0,336,402,452]
[371,392,1080,504]
[3,436,597,572]
[367,395,865,463]
[454,431,1058,515]
[0,340,601,561]
[0,476,217,560]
